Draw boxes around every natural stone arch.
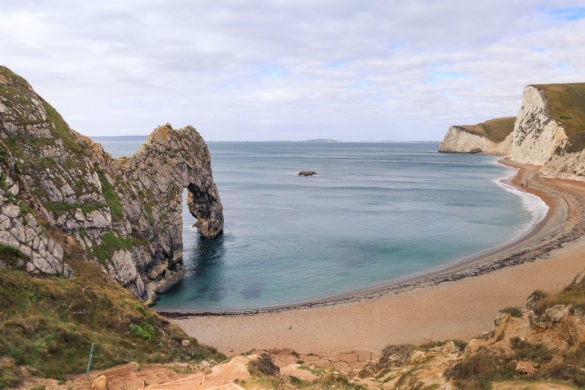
[0,66,224,303]
[111,124,224,300]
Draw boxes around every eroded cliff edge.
[0,66,223,303]
[439,83,585,182]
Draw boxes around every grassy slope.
[535,83,585,153]
[457,117,516,143]
[0,262,224,386]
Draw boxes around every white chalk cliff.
[439,126,512,155]
[440,83,585,182]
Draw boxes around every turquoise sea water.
[98,140,547,310]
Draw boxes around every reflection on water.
[162,234,226,300]
[190,234,227,301]
[192,234,225,272]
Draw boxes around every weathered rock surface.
[0,65,223,302]
[508,86,567,165]
[438,125,512,154]
[439,83,585,182]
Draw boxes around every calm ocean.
[97,140,547,310]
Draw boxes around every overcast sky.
[1,1,584,141]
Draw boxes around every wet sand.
[169,162,585,355]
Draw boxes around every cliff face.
[438,117,515,155]
[508,86,567,165]
[0,66,223,302]
[438,125,512,154]
[440,83,585,182]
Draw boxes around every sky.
[1,1,585,141]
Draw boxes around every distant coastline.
[91,135,148,142]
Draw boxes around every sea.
[96,139,548,311]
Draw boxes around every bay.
[98,140,546,310]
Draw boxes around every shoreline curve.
[158,160,581,318]
[167,160,585,355]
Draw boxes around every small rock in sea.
[298,170,316,176]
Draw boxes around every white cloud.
[1,0,584,140]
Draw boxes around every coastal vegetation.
[536,83,585,139]
[457,116,516,143]
[0,263,223,386]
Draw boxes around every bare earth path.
[171,163,585,355]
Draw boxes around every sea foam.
[496,170,549,236]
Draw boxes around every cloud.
[0,0,584,140]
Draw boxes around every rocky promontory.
[0,66,223,302]
[438,117,515,155]
[439,83,585,181]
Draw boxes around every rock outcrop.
[512,83,585,181]
[439,83,585,182]
[438,118,514,155]
[0,66,223,302]
[298,170,316,176]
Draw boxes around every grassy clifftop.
[457,116,516,143]
[535,83,585,138]
[535,83,585,154]
[0,257,223,387]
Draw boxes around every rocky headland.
[0,65,223,303]
[439,83,585,182]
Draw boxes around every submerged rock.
[0,65,223,302]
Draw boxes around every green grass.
[510,337,555,364]
[536,83,585,138]
[458,117,516,143]
[444,350,516,390]
[45,201,106,217]
[41,100,85,155]
[91,231,133,264]
[0,267,224,384]
[97,171,124,221]
[530,283,585,315]
[0,244,28,269]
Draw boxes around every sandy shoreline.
[168,162,585,355]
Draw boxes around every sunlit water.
[97,140,547,310]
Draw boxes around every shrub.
[0,243,28,268]
[97,171,124,221]
[0,358,22,388]
[444,350,515,389]
[129,323,155,341]
[510,337,555,364]
[248,353,280,377]
[91,231,133,264]
[500,307,523,318]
